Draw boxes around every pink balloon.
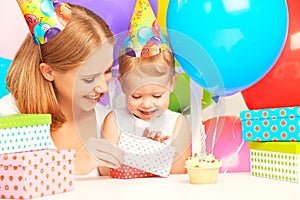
[204,116,250,173]
[0,1,28,59]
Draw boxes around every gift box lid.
[0,114,51,129]
[240,106,300,120]
[248,142,300,154]
[0,149,75,167]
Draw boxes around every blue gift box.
[240,106,300,142]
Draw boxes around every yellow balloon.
[157,0,169,29]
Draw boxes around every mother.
[0,3,122,176]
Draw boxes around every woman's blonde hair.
[6,4,115,131]
[118,47,175,78]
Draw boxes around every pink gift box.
[0,149,75,199]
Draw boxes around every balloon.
[167,0,288,96]
[169,73,213,113]
[64,0,158,65]
[168,74,190,114]
[65,0,158,35]
[0,57,11,98]
[204,116,250,173]
[0,1,28,59]
[202,90,213,110]
[242,0,300,109]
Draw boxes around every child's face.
[122,71,175,121]
[127,84,172,121]
[54,42,114,112]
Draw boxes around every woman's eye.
[83,78,95,83]
[153,94,162,98]
[105,68,112,74]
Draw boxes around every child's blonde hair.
[6,4,115,131]
[118,47,175,78]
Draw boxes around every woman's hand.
[142,128,170,143]
[85,137,124,169]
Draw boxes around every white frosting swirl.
[185,153,222,169]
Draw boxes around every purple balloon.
[63,0,158,35]
[62,0,158,105]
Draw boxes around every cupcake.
[185,153,222,184]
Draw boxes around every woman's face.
[54,42,114,112]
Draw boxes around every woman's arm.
[99,111,120,175]
[102,111,120,144]
[170,115,191,174]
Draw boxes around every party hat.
[122,0,168,58]
[16,0,71,45]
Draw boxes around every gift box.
[249,142,300,182]
[240,106,300,142]
[0,149,75,199]
[110,164,156,179]
[0,114,54,154]
[113,132,175,179]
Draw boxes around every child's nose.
[141,97,153,108]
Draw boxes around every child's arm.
[99,111,121,175]
[170,115,191,174]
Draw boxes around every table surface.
[34,173,299,200]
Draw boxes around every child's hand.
[85,137,124,168]
[142,128,170,143]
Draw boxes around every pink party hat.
[16,0,71,44]
[122,0,168,58]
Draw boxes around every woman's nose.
[95,75,108,93]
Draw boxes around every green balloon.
[168,64,214,113]
[168,73,190,114]
[175,58,180,67]
[202,89,213,109]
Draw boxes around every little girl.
[101,0,190,178]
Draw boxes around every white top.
[0,93,109,136]
[114,108,181,144]
[0,93,20,114]
[94,103,110,137]
[0,93,110,177]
